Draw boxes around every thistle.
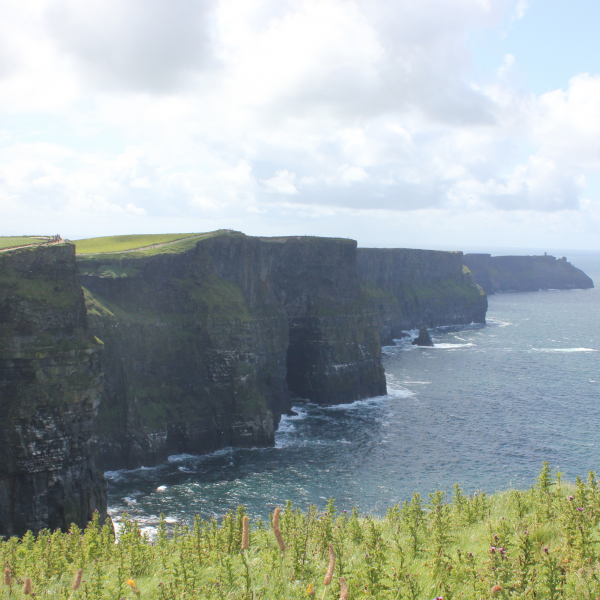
[241,516,256,599]
[273,507,289,600]
[321,543,335,599]
[339,577,348,600]
[3,567,11,600]
[273,507,286,553]
[70,568,83,598]
[22,578,32,596]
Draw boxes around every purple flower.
[494,534,499,541]
[543,547,549,554]
[569,496,574,501]
[468,552,473,557]
[490,546,496,553]
[577,507,584,511]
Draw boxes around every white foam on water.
[532,347,597,353]
[429,343,475,349]
[167,453,195,463]
[486,317,512,328]
[156,485,167,492]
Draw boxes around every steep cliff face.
[357,248,487,345]
[464,254,594,294]
[0,243,106,538]
[79,232,385,470]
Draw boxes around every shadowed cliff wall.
[357,248,487,344]
[0,243,106,538]
[464,254,594,294]
[79,232,385,470]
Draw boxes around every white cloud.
[126,202,146,215]
[263,170,299,194]
[0,0,599,249]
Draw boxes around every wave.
[429,343,475,350]
[532,347,597,353]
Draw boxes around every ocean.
[105,254,600,535]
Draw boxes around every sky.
[1,0,599,250]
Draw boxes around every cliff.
[357,248,487,345]
[463,254,594,294]
[0,243,106,538]
[78,232,385,470]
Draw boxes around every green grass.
[0,237,46,250]
[74,233,205,255]
[4,464,600,599]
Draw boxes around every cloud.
[43,0,218,92]
[0,0,598,248]
[263,170,299,194]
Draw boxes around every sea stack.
[412,327,434,347]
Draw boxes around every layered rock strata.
[357,248,487,345]
[464,254,594,294]
[79,232,386,470]
[0,243,106,538]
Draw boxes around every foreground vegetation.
[4,464,600,599]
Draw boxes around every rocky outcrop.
[79,232,385,470]
[412,328,434,347]
[0,243,106,538]
[464,254,594,294]
[357,248,487,345]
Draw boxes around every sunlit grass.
[0,236,46,250]
[74,233,206,255]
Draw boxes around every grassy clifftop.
[0,236,48,250]
[74,231,230,256]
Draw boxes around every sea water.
[106,255,600,535]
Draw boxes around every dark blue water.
[106,255,600,535]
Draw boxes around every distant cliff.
[357,248,487,345]
[0,243,106,538]
[463,254,594,294]
[79,232,385,470]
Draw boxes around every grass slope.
[0,237,46,250]
[3,464,600,599]
[75,233,209,255]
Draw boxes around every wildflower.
[23,578,32,596]
[324,543,335,586]
[490,546,496,553]
[543,547,549,554]
[241,515,249,550]
[307,582,316,596]
[72,568,83,591]
[339,577,348,600]
[577,507,584,511]
[126,579,141,596]
[468,552,472,557]
[494,534,499,541]
[491,584,503,594]
[569,496,574,501]
[273,507,285,553]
